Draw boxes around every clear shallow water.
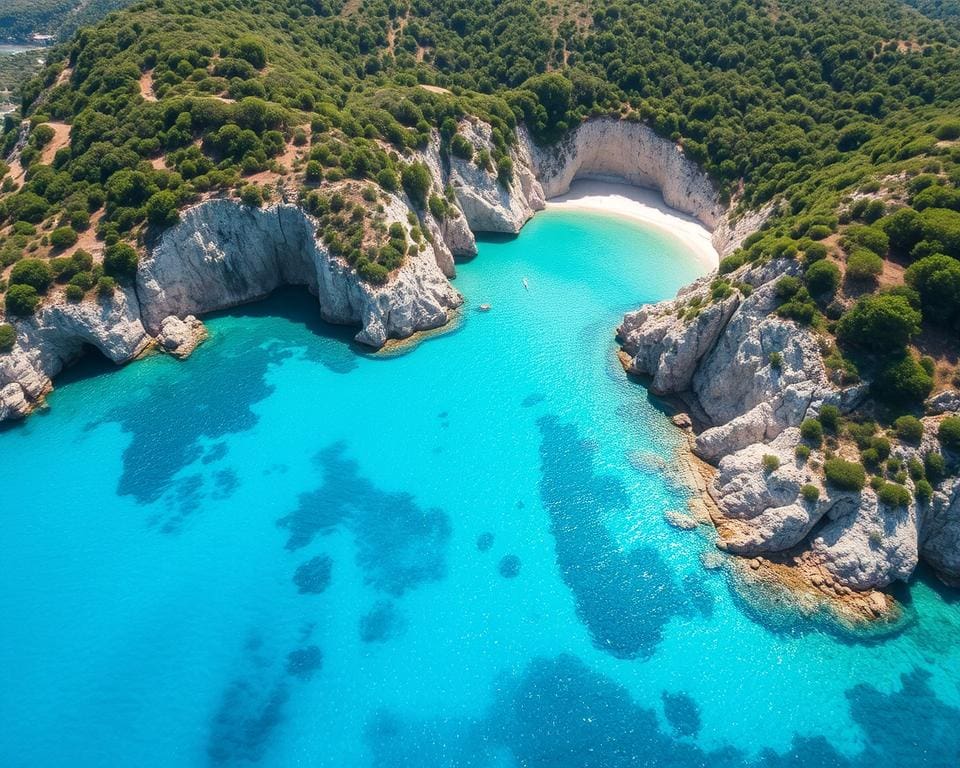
[1,209,959,767]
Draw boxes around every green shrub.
[357,260,389,284]
[806,224,833,240]
[819,405,841,433]
[795,444,811,461]
[4,284,40,316]
[769,351,783,370]
[844,224,889,256]
[873,355,933,405]
[718,252,746,274]
[450,134,474,161]
[824,458,867,491]
[934,120,960,140]
[804,259,840,296]
[907,456,925,480]
[881,208,923,254]
[70,271,95,291]
[239,184,262,207]
[904,254,960,328]
[0,323,15,351]
[877,482,911,507]
[762,454,781,473]
[845,248,883,281]
[10,259,54,292]
[847,420,877,448]
[894,415,924,444]
[428,194,448,219]
[96,276,117,299]
[919,207,960,258]
[804,242,828,263]
[939,417,960,451]
[800,418,824,445]
[103,243,139,279]
[800,484,820,502]
[775,276,801,299]
[376,168,399,192]
[65,284,85,302]
[915,479,934,502]
[401,162,432,207]
[925,452,947,481]
[49,226,79,249]
[836,294,921,353]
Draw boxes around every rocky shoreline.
[619,248,960,618]
[3,114,958,622]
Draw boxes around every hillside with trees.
[0,0,959,489]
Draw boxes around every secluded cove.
[1,209,959,767]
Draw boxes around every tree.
[10,259,54,292]
[904,254,960,327]
[145,191,180,226]
[103,243,139,279]
[836,293,921,353]
[401,162,432,207]
[5,284,40,316]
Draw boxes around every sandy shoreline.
[545,180,719,269]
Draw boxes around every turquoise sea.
[2,209,959,767]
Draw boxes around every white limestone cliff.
[619,250,960,593]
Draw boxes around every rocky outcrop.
[621,251,960,597]
[0,287,151,418]
[139,197,462,348]
[619,259,827,438]
[157,315,207,359]
[0,195,465,418]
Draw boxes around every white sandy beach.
[546,180,719,269]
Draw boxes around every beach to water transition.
[1,206,959,767]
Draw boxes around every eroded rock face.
[0,287,151,417]
[140,197,462,349]
[528,118,725,232]
[920,479,960,585]
[1,116,733,421]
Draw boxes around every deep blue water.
[2,209,960,767]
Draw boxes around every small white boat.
[479,303,491,312]
[522,277,529,291]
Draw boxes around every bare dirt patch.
[418,84,451,95]
[139,70,157,102]
[40,122,71,165]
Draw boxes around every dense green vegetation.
[0,0,957,490]
[1,0,134,42]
